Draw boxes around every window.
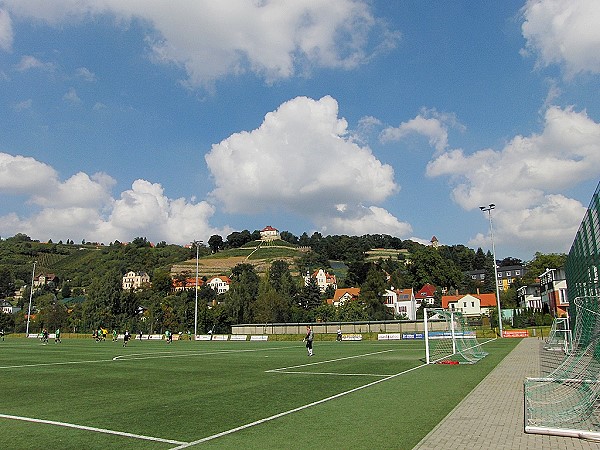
[471,275,476,280]
[505,271,511,277]
[515,270,521,276]
[463,302,467,307]
[471,302,475,307]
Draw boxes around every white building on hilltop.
[122,271,150,290]
[260,225,280,241]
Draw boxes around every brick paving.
[413,338,600,450]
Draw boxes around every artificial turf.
[0,336,518,449]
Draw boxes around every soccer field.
[0,336,518,449]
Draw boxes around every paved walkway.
[413,338,600,450]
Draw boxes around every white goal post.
[424,308,488,364]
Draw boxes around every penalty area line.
[169,362,427,449]
[0,413,187,445]
[265,349,395,373]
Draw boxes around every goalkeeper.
[303,326,314,357]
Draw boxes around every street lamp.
[480,204,503,337]
[26,261,37,336]
[191,241,203,339]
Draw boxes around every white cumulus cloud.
[206,95,407,237]
[426,105,599,254]
[0,8,13,51]
[2,0,398,89]
[521,0,600,77]
[0,153,230,245]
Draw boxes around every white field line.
[0,413,187,445]
[169,362,428,449]
[113,346,296,361]
[265,349,395,374]
[0,345,298,369]
[273,371,394,377]
[0,358,114,370]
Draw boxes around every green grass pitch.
[0,336,518,449]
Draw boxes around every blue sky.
[1,0,600,261]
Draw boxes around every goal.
[424,308,488,364]
[544,316,573,353]
[524,296,600,440]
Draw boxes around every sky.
[1,0,600,262]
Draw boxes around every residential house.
[207,276,231,294]
[260,225,280,241]
[328,288,360,307]
[33,273,59,288]
[415,283,436,306]
[173,277,204,292]
[442,292,497,317]
[517,284,542,309]
[467,269,486,283]
[304,269,337,293]
[1,299,20,314]
[497,265,526,291]
[122,271,150,290]
[467,265,527,291]
[383,288,417,320]
[539,268,568,317]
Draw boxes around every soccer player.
[112,329,117,342]
[123,330,131,347]
[337,327,342,341]
[165,329,172,343]
[55,328,61,343]
[304,326,314,356]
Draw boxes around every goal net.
[524,296,600,440]
[424,308,488,364]
[544,316,573,353]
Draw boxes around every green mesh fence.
[524,181,600,440]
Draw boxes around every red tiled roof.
[332,288,360,302]
[415,283,436,299]
[442,293,497,308]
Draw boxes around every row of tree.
[0,232,567,335]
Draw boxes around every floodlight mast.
[192,240,203,340]
[480,204,503,337]
[26,261,36,336]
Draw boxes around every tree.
[224,264,260,324]
[298,276,322,310]
[499,257,523,267]
[226,230,252,248]
[473,248,487,270]
[253,278,290,323]
[408,246,463,292]
[208,235,224,253]
[152,269,173,295]
[268,260,297,298]
[360,265,389,320]
[0,267,15,298]
[0,310,14,332]
[522,252,567,285]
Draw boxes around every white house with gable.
[207,276,231,294]
[383,288,417,320]
[304,268,337,293]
